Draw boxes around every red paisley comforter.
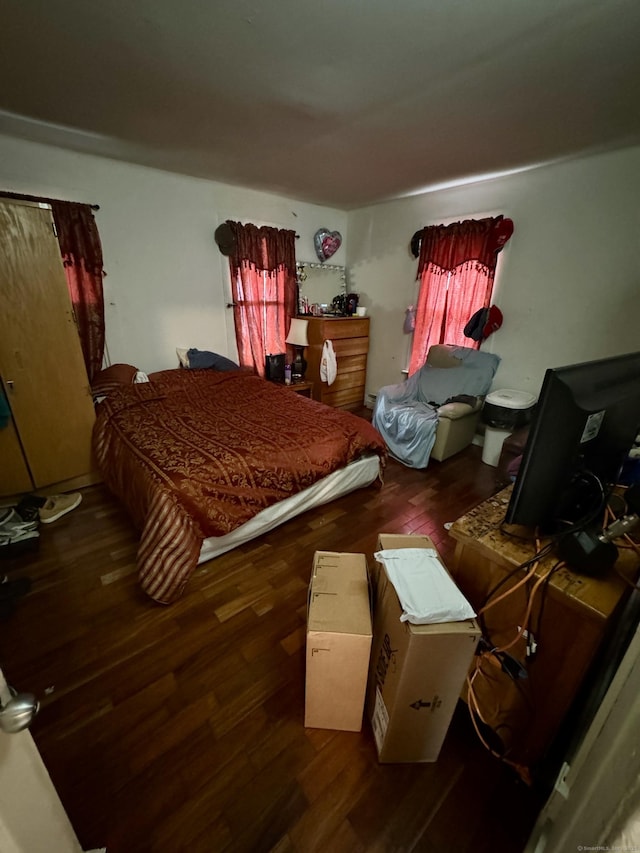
[93,369,386,603]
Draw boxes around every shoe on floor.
[39,493,82,524]
[15,494,46,523]
[0,508,39,534]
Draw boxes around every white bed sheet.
[198,454,381,563]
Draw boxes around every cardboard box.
[305,551,372,731]
[367,533,480,762]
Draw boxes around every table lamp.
[285,318,309,381]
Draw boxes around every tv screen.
[504,351,640,537]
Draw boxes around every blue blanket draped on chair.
[373,346,501,468]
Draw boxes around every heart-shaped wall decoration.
[314,228,342,262]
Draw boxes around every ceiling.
[2,0,640,210]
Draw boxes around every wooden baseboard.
[1,470,102,505]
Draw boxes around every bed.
[92,367,386,603]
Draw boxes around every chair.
[372,345,501,468]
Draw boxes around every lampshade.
[285,318,309,347]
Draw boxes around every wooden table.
[448,486,636,771]
[286,380,314,398]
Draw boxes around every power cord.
[467,478,637,781]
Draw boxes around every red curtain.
[408,216,512,375]
[226,221,297,377]
[51,202,106,382]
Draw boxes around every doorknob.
[0,687,39,733]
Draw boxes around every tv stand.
[448,485,635,773]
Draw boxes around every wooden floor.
[1,444,547,852]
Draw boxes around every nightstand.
[287,381,314,398]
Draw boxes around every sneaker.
[16,494,46,523]
[0,509,39,534]
[39,493,82,524]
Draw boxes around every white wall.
[347,146,640,400]
[1,132,639,397]
[0,133,347,373]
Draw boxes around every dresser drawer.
[322,385,366,410]
[327,317,369,339]
[330,354,367,380]
[306,316,369,344]
[332,338,369,359]
[323,368,366,395]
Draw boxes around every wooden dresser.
[305,316,369,411]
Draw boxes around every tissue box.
[305,551,372,731]
[367,534,480,763]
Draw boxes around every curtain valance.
[416,216,513,277]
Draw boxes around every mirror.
[296,261,346,313]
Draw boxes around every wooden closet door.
[0,200,96,489]
[0,407,33,495]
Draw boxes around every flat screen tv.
[504,351,640,537]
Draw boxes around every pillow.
[176,348,189,368]
[437,401,477,420]
[91,363,138,398]
[426,345,463,369]
[186,348,239,371]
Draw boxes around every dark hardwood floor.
[0,443,547,852]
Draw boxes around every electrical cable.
[466,664,533,785]
[466,471,614,780]
[599,494,640,589]
[467,556,559,777]
[475,538,552,649]
[480,540,554,604]
[532,561,564,647]
[491,564,557,656]
[551,468,608,536]
[478,557,541,619]
[499,468,607,545]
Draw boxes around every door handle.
[0,686,39,733]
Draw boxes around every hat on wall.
[464,305,503,342]
[491,217,514,253]
[463,307,489,342]
[410,230,423,258]
[214,222,237,256]
[482,305,503,339]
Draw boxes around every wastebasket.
[481,389,537,467]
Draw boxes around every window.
[408,216,513,375]
[225,221,297,376]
